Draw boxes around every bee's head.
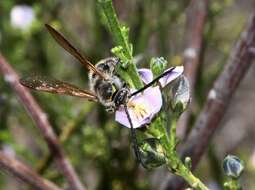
[95,57,119,75]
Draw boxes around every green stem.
[98,0,143,89]
[169,116,177,151]
[98,0,132,59]
[169,157,209,190]
[224,178,242,190]
[162,115,209,190]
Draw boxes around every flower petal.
[115,86,162,128]
[159,66,184,88]
[138,68,153,84]
[10,5,35,30]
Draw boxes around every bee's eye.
[103,64,110,70]
[98,63,110,71]
[91,73,97,79]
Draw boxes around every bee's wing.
[20,76,98,101]
[45,24,105,79]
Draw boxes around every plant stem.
[178,0,209,140]
[224,178,242,190]
[98,0,132,59]
[36,104,93,174]
[0,151,62,190]
[0,54,85,190]
[169,116,177,151]
[169,157,209,190]
[162,11,255,190]
[163,115,209,190]
[98,0,143,89]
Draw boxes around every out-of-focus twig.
[162,12,255,190]
[0,151,62,190]
[0,54,85,190]
[178,0,210,139]
[36,104,93,174]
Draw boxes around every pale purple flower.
[159,66,184,88]
[115,66,184,128]
[138,68,153,84]
[10,5,35,30]
[115,86,162,128]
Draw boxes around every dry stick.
[0,54,85,190]
[36,105,93,174]
[0,152,62,190]
[178,0,209,140]
[163,12,255,190]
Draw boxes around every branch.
[178,0,210,139]
[0,151,62,190]
[0,54,85,190]
[162,11,255,190]
[36,105,93,174]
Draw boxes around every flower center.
[128,101,149,120]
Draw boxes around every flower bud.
[150,57,167,77]
[223,155,244,179]
[138,138,166,169]
[184,157,192,169]
[170,75,190,114]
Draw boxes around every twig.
[0,151,62,190]
[36,104,93,174]
[178,0,210,140]
[0,54,85,190]
[162,12,255,190]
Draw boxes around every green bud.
[111,46,128,67]
[170,76,190,114]
[150,57,167,77]
[184,157,192,169]
[138,138,166,169]
[223,155,244,179]
[120,26,129,39]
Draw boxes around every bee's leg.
[129,67,176,98]
[123,104,147,168]
[105,102,116,113]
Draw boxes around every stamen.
[128,101,149,119]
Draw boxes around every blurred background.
[0,0,255,189]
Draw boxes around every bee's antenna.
[129,67,176,97]
[123,104,147,168]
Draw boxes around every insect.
[20,24,177,167]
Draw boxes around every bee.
[88,57,130,113]
[20,24,142,163]
[20,24,176,167]
[20,25,130,113]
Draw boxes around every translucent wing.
[45,24,105,79]
[20,76,98,101]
